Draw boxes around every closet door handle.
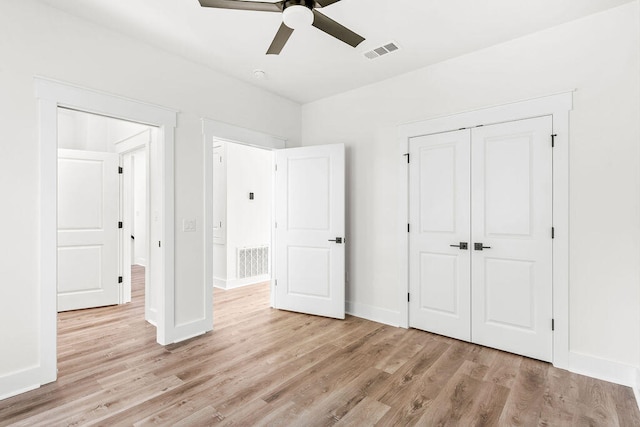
[450,242,468,250]
[474,243,491,251]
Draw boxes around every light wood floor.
[1,266,639,426]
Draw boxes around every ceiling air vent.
[364,42,400,60]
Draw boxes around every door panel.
[471,116,553,362]
[287,156,330,230]
[288,246,330,297]
[484,135,532,236]
[57,149,120,311]
[409,130,471,341]
[274,144,345,319]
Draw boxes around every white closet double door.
[409,116,553,362]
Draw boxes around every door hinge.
[552,227,555,239]
[407,293,410,302]
[275,279,278,286]
[158,241,161,248]
[118,276,123,284]
[552,319,555,331]
[403,153,410,163]
[275,164,278,171]
[407,223,410,233]
[118,221,123,229]
[275,222,278,229]
[118,166,123,174]
[551,134,557,148]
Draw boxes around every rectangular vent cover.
[364,42,400,60]
[237,246,269,279]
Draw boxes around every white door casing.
[274,144,345,319]
[57,149,120,311]
[409,130,471,341]
[471,116,553,362]
[38,78,177,395]
[212,143,226,245]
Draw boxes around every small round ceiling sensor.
[253,69,267,80]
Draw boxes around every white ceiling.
[37,0,633,104]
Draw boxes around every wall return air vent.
[364,42,400,60]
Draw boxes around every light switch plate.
[183,219,196,232]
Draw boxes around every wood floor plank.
[483,350,523,388]
[537,366,581,426]
[457,381,511,427]
[296,367,391,426]
[572,376,622,426]
[1,265,639,426]
[334,396,390,426]
[498,357,550,426]
[416,370,484,426]
[375,341,472,425]
[611,380,640,427]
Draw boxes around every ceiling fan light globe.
[282,5,314,30]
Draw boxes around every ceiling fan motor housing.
[283,0,315,29]
[284,0,315,11]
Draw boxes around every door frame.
[36,77,177,385]
[397,92,573,369]
[202,119,286,317]
[114,130,151,306]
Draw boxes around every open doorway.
[211,140,274,323]
[56,107,156,319]
[203,119,286,325]
[203,119,347,329]
[211,140,273,290]
[37,78,178,388]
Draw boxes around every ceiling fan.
[197,0,365,55]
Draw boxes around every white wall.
[225,143,272,281]
[0,0,300,397]
[57,108,150,152]
[301,1,640,373]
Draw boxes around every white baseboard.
[568,351,638,388]
[172,317,211,344]
[134,258,147,267]
[212,277,227,289]
[0,365,41,401]
[346,300,400,327]
[146,307,157,326]
[213,275,270,290]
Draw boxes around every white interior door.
[274,144,345,319]
[409,130,471,341]
[57,149,120,311]
[471,116,553,362]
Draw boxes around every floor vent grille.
[237,246,269,279]
[364,42,400,60]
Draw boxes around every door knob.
[474,243,491,251]
[328,237,343,244]
[449,242,468,250]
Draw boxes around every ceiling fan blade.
[266,23,294,55]
[198,0,283,12]
[312,10,364,48]
[314,0,342,7]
